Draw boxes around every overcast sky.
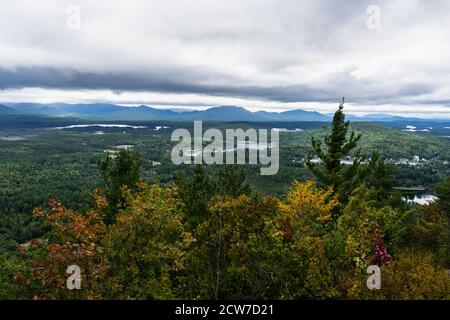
[1,0,450,118]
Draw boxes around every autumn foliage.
[13,178,449,300]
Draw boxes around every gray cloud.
[0,66,438,105]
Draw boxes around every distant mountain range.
[0,103,438,122]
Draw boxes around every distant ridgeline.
[2,103,446,122]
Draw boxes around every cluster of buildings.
[293,155,438,167]
[386,155,428,166]
[103,145,135,158]
[296,156,367,166]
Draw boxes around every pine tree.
[176,165,251,230]
[216,165,251,198]
[435,177,450,216]
[366,151,395,203]
[176,165,216,229]
[306,98,363,209]
[99,149,141,223]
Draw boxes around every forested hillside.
[0,107,448,299]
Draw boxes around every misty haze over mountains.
[0,103,443,122]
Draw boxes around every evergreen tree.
[366,151,395,204]
[434,177,450,267]
[99,149,141,223]
[176,165,216,230]
[216,165,251,198]
[176,165,251,230]
[306,98,363,209]
[435,177,450,216]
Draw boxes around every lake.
[52,124,148,129]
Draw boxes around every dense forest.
[0,106,449,299]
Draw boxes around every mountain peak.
[209,105,251,112]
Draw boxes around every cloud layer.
[1,0,450,117]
